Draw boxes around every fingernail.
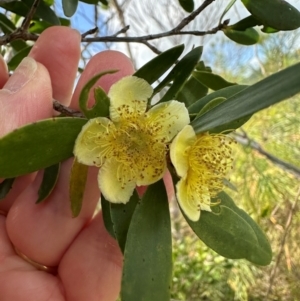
[4,57,37,93]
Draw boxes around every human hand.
[0,26,134,301]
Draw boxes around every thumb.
[0,57,53,137]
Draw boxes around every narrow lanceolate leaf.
[241,0,300,30]
[110,191,139,253]
[155,46,203,101]
[121,180,172,301]
[219,0,237,23]
[62,0,78,17]
[134,44,184,85]
[0,178,15,200]
[101,196,116,239]
[184,192,272,265]
[79,70,117,119]
[176,76,208,107]
[188,85,248,118]
[193,71,236,90]
[36,163,60,203]
[69,158,88,217]
[191,62,300,134]
[0,117,87,178]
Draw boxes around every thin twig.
[141,41,162,55]
[21,0,40,31]
[111,25,130,37]
[53,100,84,118]
[233,132,300,178]
[174,0,215,31]
[265,186,300,298]
[81,27,98,39]
[0,0,221,50]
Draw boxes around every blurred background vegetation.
[1,1,300,300]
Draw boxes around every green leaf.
[36,163,60,203]
[261,26,279,34]
[197,97,226,117]
[191,62,300,133]
[79,70,117,119]
[178,0,194,12]
[193,71,236,90]
[229,15,261,31]
[121,180,172,301]
[188,85,248,118]
[176,76,208,107]
[219,0,237,24]
[101,196,116,239]
[62,0,79,17]
[23,0,60,25]
[110,191,139,253]
[184,192,272,265]
[8,46,32,71]
[69,158,88,217]
[0,178,15,200]
[0,13,28,51]
[134,44,184,85]
[93,87,110,117]
[223,27,259,45]
[0,0,60,25]
[196,97,252,133]
[29,18,70,34]
[241,0,300,30]
[158,46,203,102]
[0,117,87,178]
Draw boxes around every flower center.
[97,112,166,185]
[187,133,234,207]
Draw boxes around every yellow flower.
[170,125,234,221]
[74,76,190,204]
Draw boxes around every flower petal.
[135,144,167,186]
[98,158,136,204]
[170,125,195,178]
[176,178,201,222]
[146,100,190,142]
[74,117,114,167]
[108,76,153,121]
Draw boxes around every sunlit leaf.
[192,62,300,133]
[184,191,272,265]
[0,117,87,178]
[188,85,248,119]
[121,180,172,301]
[36,163,60,203]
